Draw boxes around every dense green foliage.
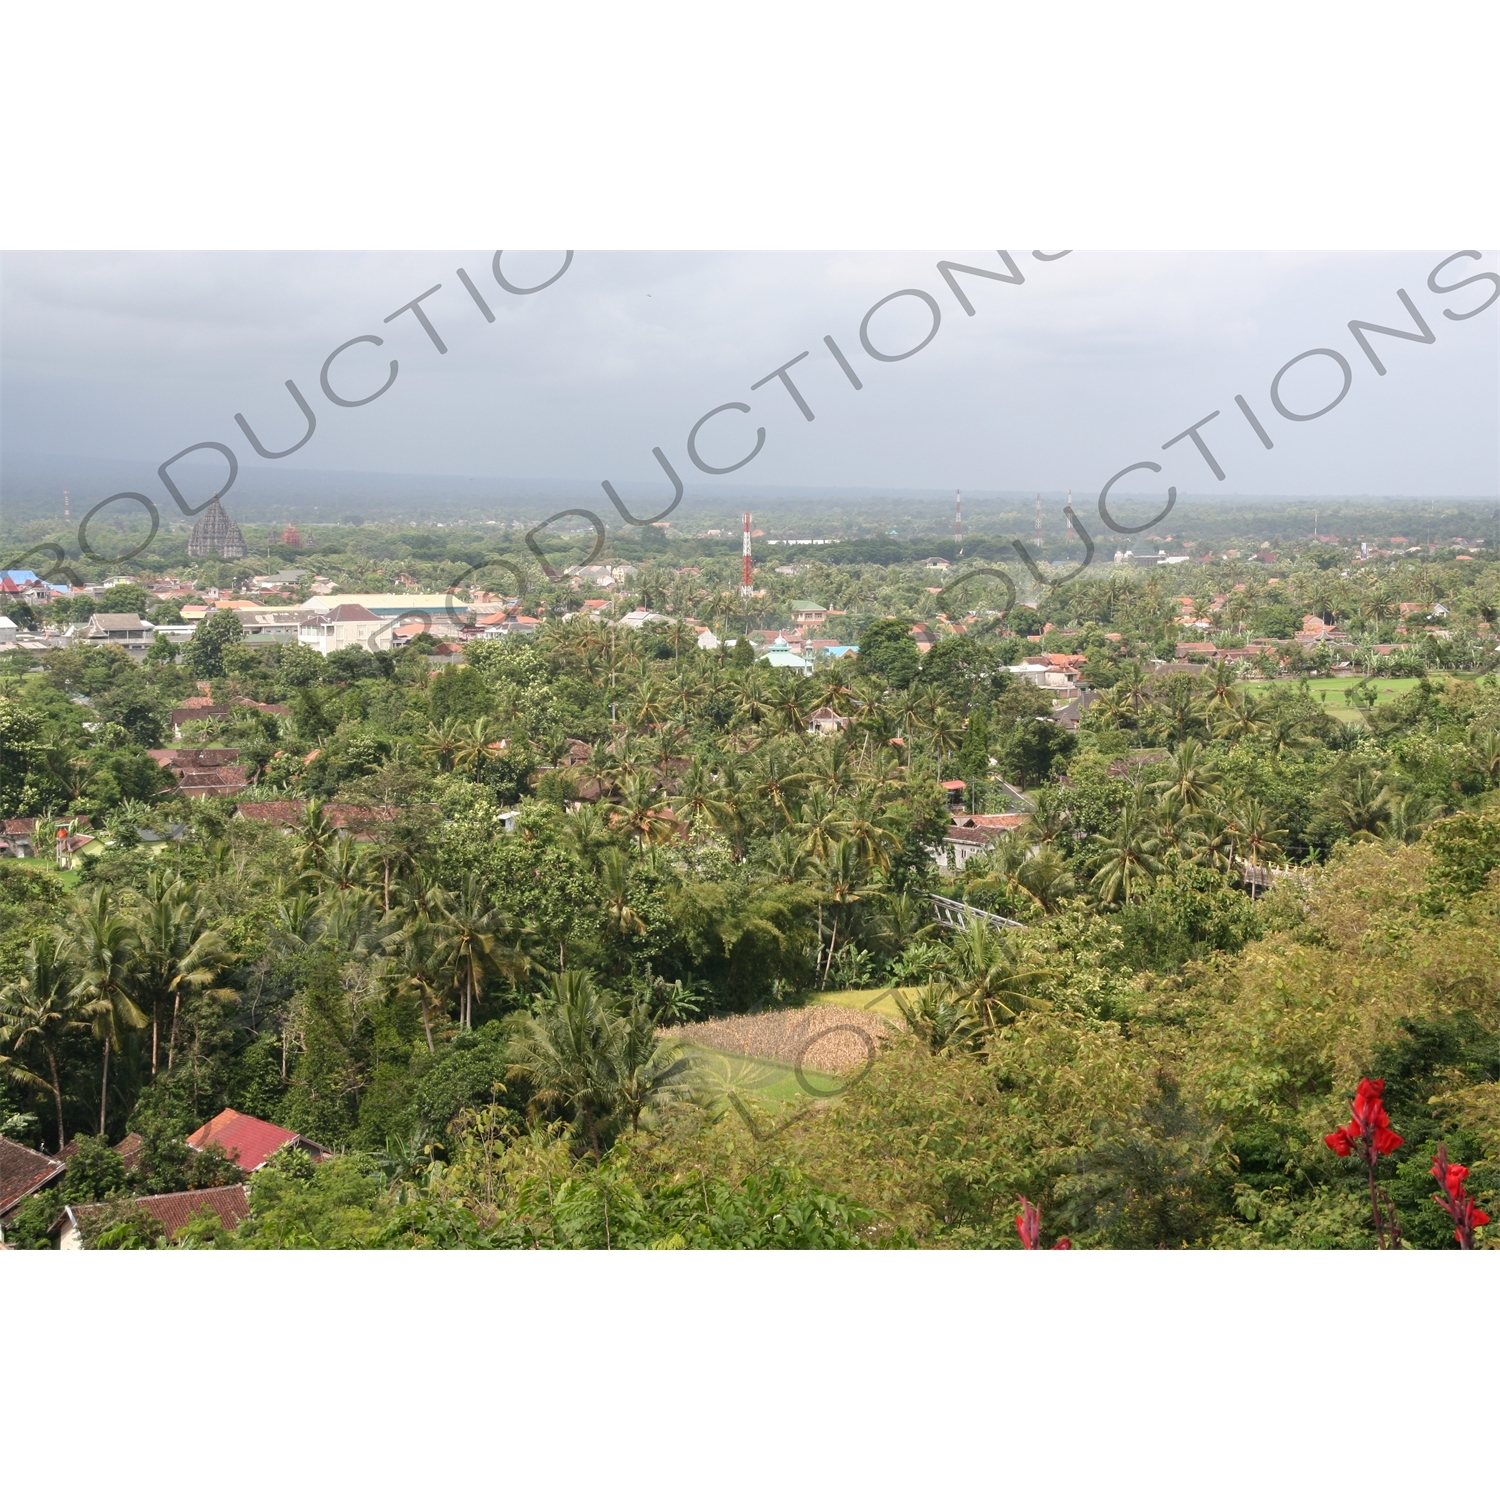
[3,519,1498,1247]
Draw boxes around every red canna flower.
[1016,1197,1073,1249]
[1325,1077,1405,1247]
[1016,1196,1042,1249]
[1430,1145,1491,1250]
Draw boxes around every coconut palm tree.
[510,970,625,1157]
[389,912,446,1055]
[1090,796,1164,907]
[132,870,236,1076]
[812,839,878,986]
[1150,739,1221,816]
[792,789,849,863]
[1336,771,1394,839]
[615,773,675,848]
[751,746,809,829]
[0,933,88,1150]
[294,799,339,873]
[1235,799,1287,882]
[843,787,900,873]
[450,716,506,775]
[70,886,147,1136]
[1469,727,1500,788]
[598,847,648,938]
[945,922,1051,1032]
[1016,848,1076,914]
[417,716,469,772]
[430,874,532,1029]
[614,996,693,1133]
[895,980,980,1054]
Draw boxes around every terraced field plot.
[664,1003,898,1105]
[1245,674,1473,721]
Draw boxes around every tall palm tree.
[843,787,900,873]
[0,933,88,1150]
[751,747,809,829]
[451,716,506,775]
[1217,690,1268,743]
[614,997,693,1133]
[813,839,878,986]
[1203,660,1241,718]
[1337,771,1394,839]
[511,970,625,1157]
[132,870,235,1076]
[389,913,446,1055]
[1469,728,1500,788]
[792,789,849,864]
[616,773,675,848]
[431,874,532,1029]
[1016,848,1076,915]
[672,763,733,836]
[807,736,858,798]
[1234,798,1288,888]
[1090,797,1163,907]
[70,886,147,1136]
[417,716,469,773]
[945,922,1051,1032]
[295,799,339,873]
[1150,739,1221,816]
[598,848,648,938]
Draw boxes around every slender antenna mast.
[1065,489,1075,541]
[1034,493,1043,545]
[63,488,71,524]
[741,512,753,597]
[955,488,963,556]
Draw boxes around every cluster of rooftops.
[0,1109,328,1249]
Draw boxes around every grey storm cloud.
[2,249,1496,510]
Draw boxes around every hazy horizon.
[3,252,1496,528]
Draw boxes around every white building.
[298,603,383,655]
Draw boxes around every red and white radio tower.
[741,512,753,596]
[955,489,963,555]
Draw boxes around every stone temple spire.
[187,495,248,559]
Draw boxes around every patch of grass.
[1244,675,1471,721]
[676,1043,843,1104]
[807,986,917,1020]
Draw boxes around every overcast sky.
[2,250,1496,515]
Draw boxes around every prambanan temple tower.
[187,495,248,559]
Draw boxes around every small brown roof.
[233,800,308,825]
[88,613,148,631]
[149,747,242,768]
[0,1135,65,1218]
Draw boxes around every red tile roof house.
[186,1108,330,1173]
[54,1183,251,1250]
[0,1136,66,1237]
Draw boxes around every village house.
[185,1108,330,1173]
[238,609,303,648]
[232,802,407,839]
[78,612,152,662]
[806,705,852,735]
[0,1136,66,1235]
[147,747,250,797]
[54,1183,251,1250]
[789,600,829,628]
[941,812,1028,870]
